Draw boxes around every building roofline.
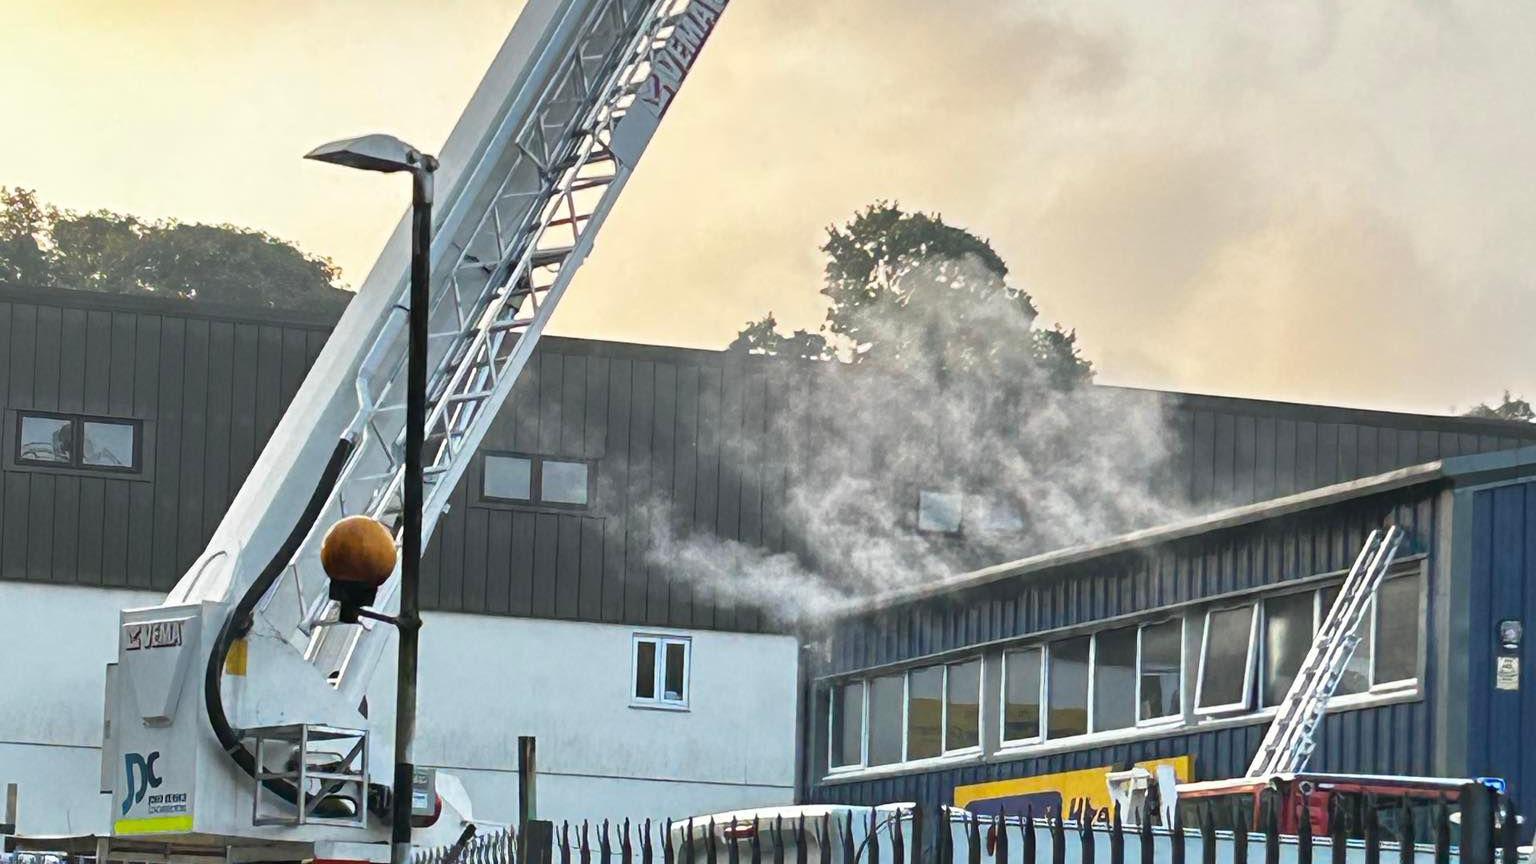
[1097,382,1536,438]
[844,444,1536,617]
[0,282,342,331]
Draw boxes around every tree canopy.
[730,201,1092,389]
[0,187,351,314]
[1464,390,1535,423]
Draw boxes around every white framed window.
[1138,618,1183,724]
[829,681,866,770]
[1093,625,1138,733]
[1196,602,1259,714]
[866,674,904,766]
[945,658,982,752]
[1001,646,1044,745]
[917,490,964,534]
[1047,635,1092,738]
[482,453,592,508]
[631,634,690,709]
[1261,589,1318,707]
[1322,573,1421,694]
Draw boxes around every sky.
[2,0,1533,416]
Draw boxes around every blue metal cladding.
[806,484,1441,809]
[1465,480,1536,824]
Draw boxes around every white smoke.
[643,254,1188,627]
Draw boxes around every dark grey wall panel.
[0,287,330,594]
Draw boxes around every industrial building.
[3,282,1536,836]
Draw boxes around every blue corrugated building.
[798,446,1536,833]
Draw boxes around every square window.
[81,420,136,469]
[1048,636,1090,739]
[1093,626,1137,732]
[906,666,944,760]
[867,674,905,766]
[944,659,981,751]
[917,490,963,533]
[1002,647,1042,743]
[1197,604,1258,713]
[1139,619,1182,721]
[1321,585,1370,695]
[484,454,533,501]
[1374,576,1420,686]
[541,459,589,506]
[1262,591,1316,707]
[632,634,689,709]
[830,682,865,768]
[19,415,72,464]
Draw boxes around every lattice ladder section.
[1245,525,1404,777]
[245,0,729,692]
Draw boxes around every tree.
[1465,391,1535,423]
[731,201,1092,388]
[0,187,351,313]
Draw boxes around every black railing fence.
[413,787,1526,864]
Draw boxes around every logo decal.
[122,751,163,816]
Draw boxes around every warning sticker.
[1496,656,1520,691]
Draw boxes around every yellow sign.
[114,813,194,835]
[954,755,1194,820]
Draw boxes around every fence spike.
[1080,806,1096,864]
[1051,810,1066,864]
[581,821,592,864]
[1298,795,1314,864]
[706,818,718,864]
[969,810,983,864]
[1433,798,1450,864]
[908,808,921,864]
[1330,795,1348,864]
[601,820,612,864]
[1364,795,1380,864]
[751,815,762,864]
[622,819,634,864]
[845,812,858,864]
[1109,803,1123,864]
[1501,795,1520,864]
[996,808,1012,864]
[1170,803,1185,864]
[772,816,786,864]
[1022,808,1036,864]
[796,815,808,864]
[561,822,572,864]
[1399,798,1416,864]
[867,809,880,864]
[1138,803,1153,864]
[1199,806,1215,864]
[726,816,738,864]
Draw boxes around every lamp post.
[305,133,438,864]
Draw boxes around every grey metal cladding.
[0,287,330,591]
[3,285,1535,635]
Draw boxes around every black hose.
[203,437,388,818]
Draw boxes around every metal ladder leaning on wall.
[1246,525,1405,778]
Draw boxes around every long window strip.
[828,572,1422,773]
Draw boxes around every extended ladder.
[244,0,732,703]
[1245,525,1405,777]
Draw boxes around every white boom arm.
[104,0,729,848]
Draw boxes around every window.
[482,453,591,508]
[917,490,963,533]
[1002,647,1043,744]
[1139,619,1182,722]
[1094,626,1138,732]
[15,412,139,472]
[1048,636,1091,738]
[945,659,981,751]
[1262,591,1316,707]
[1374,576,1419,685]
[866,674,904,766]
[484,454,532,500]
[631,634,689,709]
[1197,604,1258,713]
[906,666,944,760]
[829,681,865,768]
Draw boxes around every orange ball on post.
[321,516,397,622]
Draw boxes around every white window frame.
[1367,573,1422,693]
[630,633,691,711]
[1044,634,1095,741]
[864,672,907,768]
[827,680,868,772]
[999,646,1045,747]
[1257,587,1320,708]
[941,658,984,755]
[1135,617,1185,727]
[1195,602,1260,715]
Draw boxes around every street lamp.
[306,133,438,864]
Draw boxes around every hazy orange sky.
[4,1,1533,416]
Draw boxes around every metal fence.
[413,789,1526,864]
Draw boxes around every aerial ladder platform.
[89,1,731,861]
